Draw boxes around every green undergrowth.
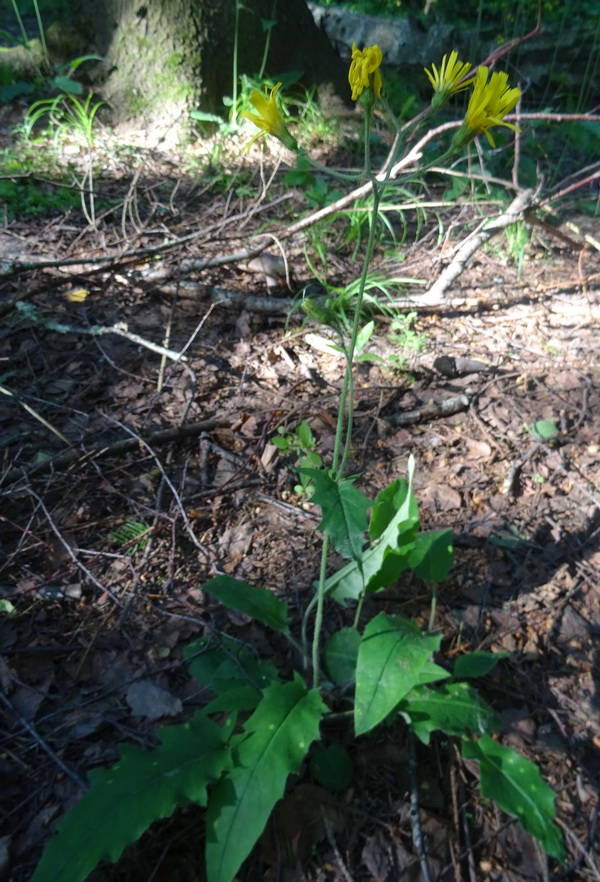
[27,21,571,882]
[30,462,566,882]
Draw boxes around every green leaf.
[300,469,370,562]
[400,682,501,745]
[407,529,454,582]
[453,651,508,678]
[185,634,279,695]
[323,627,360,685]
[416,659,451,685]
[296,420,316,449]
[203,686,261,714]
[31,712,232,882]
[461,736,565,860]
[203,575,290,631]
[355,320,375,355]
[206,677,326,882]
[355,613,442,736]
[190,110,224,122]
[311,743,353,792]
[52,76,83,94]
[368,458,416,541]
[323,476,420,604]
[529,419,559,441]
[68,54,104,70]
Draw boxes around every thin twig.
[22,489,124,607]
[16,302,188,362]
[1,417,229,487]
[105,417,209,557]
[0,688,88,791]
[407,729,434,882]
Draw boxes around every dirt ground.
[1,137,599,882]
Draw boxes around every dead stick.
[1,417,231,486]
[385,391,474,427]
[415,189,536,307]
[0,688,88,790]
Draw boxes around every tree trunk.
[84,0,350,143]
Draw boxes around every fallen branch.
[412,188,537,307]
[1,417,231,486]
[0,192,294,284]
[16,301,188,362]
[385,391,474,427]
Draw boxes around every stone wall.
[308,3,599,105]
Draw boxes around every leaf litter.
[0,132,599,882]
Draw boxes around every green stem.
[352,594,365,630]
[258,0,277,79]
[428,583,438,632]
[311,534,330,689]
[311,107,381,687]
[9,0,28,46]
[338,182,380,478]
[31,0,48,67]
[231,0,240,124]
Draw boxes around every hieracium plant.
[31,46,564,882]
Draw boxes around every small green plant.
[31,40,566,882]
[109,521,150,555]
[503,219,530,278]
[271,420,323,496]
[21,91,104,225]
[29,462,564,882]
[1,0,102,102]
[22,91,104,146]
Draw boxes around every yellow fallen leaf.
[65,288,89,302]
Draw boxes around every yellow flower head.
[242,82,298,151]
[461,66,521,147]
[348,43,383,102]
[424,50,474,108]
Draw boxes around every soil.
[1,129,599,882]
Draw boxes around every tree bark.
[84,0,350,143]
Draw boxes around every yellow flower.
[348,42,383,102]
[424,50,474,108]
[459,66,521,148]
[242,82,298,151]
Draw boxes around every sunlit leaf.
[461,736,565,859]
[301,469,370,561]
[323,473,420,603]
[355,613,442,736]
[400,682,500,744]
[30,713,232,882]
[206,677,326,882]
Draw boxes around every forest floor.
[1,129,599,882]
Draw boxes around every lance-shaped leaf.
[355,613,442,736]
[368,456,416,541]
[322,477,420,604]
[399,682,501,745]
[206,676,326,882]
[299,468,370,561]
[30,712,232,882]
[202,574,290,631]
[462,736,565,860]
